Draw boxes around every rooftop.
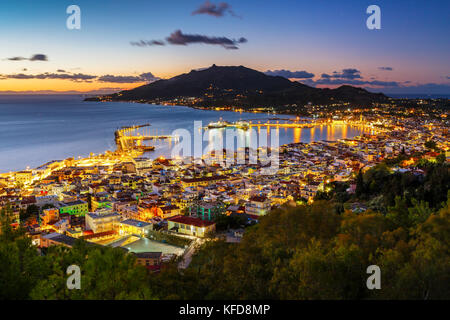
[63,200,87,206]
[42,232,78,247]
[168,215,216,227]
[121,219,152,228]
[86,212,121,219]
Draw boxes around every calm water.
[0,95,371,172]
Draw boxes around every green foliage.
[313,190,331,201]
[424,140,437,150]
[213,213,246,231]
[0,205,156,300]
[20,204,39,222]
[315,181,350,205]
[1,189,449,300]
[0,206,52,299]
[147,230,192,248]
[30,244,154,300]
[149,194,450,300]
[355,163,449,210]
[436,153,446,164]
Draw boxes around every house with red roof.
[167,215,216,237]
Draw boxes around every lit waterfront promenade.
[204,118,387,135]
[115,124,179,152]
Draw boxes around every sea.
[0,95,372,173]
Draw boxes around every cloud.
[0,71,160,83]
[298,67,450,95]
[130,40,165,47]
[7,57,27,61]
[299,68,399,88]
[265,69,315,79]
[166,29,247,49]
[97,75,143,83]
[6,54,48,61]
[97,72,160,83]
[131,30,247,50]
[192,1,240,18]
[139,72,160,82]
[321,68,362,80]
[29,54,48,61]
[0,88,129,95]
[379,67,394,71]
[0,72,96,81]
[57,69,66,73]
[306,78,399,87]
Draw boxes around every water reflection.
[155,124,372,159]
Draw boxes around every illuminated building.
[85,212,121,233]
[59,200,89,216]
[15,171,33,185]
[133,252,162,270]
[40,232,78,248]
[167,215,216,237]
[40,208,59,226]
[119,219,153,237]
[245,196,271,216]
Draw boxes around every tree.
[0,206,52,299]
[424,140,437,150]
[31,244,155,300]
[355,170,365,198]
[20,204,39,223]
[213,214,246,231]
[436,153,446,164]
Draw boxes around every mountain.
[85,65,388,109]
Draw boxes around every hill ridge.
[85,65,388,109]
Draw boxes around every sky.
[0,0,449,95]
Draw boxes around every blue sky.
[0,0,449,94]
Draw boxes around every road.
[178,238,204,269]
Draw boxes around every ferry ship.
[207,119,229,129]
[234,120,250,130]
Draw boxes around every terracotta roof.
[168,215,215,227]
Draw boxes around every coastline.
[2,97,383,175]
[84,97,301,117]
[2,120,379,177]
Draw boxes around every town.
[0,103,449,273]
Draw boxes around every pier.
[115,124,179,153]
[202,118,386,135]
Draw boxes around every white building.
[85,212,121,234]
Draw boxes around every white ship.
[207,119,229,129]
[234,120,250,130]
